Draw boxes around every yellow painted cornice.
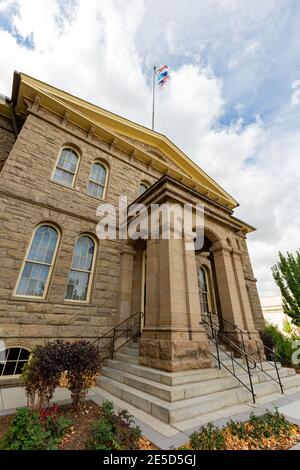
[0,96,12,119]
[12,72,240,213]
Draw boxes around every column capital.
[231,248,242,256]
[121,244,136,256]
[210,240,232,254]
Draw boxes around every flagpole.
[152,65,156,131]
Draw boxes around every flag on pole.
[152,65,171,130]
[156,65,170,88]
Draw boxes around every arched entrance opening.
[195,231,222,326]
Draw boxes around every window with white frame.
[65,236,96,302]
[198,267,211,315]
[87,162,108,199]
[139,182,149,195]
[0,347,30,376]
[16,225,59,298]
[53,148,79,188]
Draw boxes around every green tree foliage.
[272,251,300,326]
[264,323,299,367]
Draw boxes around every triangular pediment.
[13,72,238,210]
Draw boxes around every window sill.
[63,300,92,307]
[0,375,22,387]
[51,179,77,191]
[10,296,48,304]
[51,179,108,202]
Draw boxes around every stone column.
[211,240,263,354]
[211,240,245,330]
[231,248,257,334]
[139,232,211,372]
[118,244,136,322]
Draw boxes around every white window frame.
[0,346,31,377]
[52,146,80,189]
[198,266,212,315]
[87,161,109,200]
[64,234,97,304]
[14,223,61,300]
[139,182,149,195]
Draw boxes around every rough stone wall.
[0,107,167,349]
[0,104,264,350]
[0,115,15,173]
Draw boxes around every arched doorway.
[130,239,147,328]
[195,233,222,324]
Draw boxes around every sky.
[0,0,300,298]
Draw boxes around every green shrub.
[226,419,248,440]
[88,400,141,450]
[248,408,291,440]
[188,408,294,450]
[264,323,299,367]
[190,423,225,450]
[0,406,71,450]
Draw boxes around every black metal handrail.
[90,312,144,362]
[203,316,256,403]
[205,313,284,394]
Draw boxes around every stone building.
[0,72,265,378]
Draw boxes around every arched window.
[198,267,211,315]
[16,225,60,298]
[53,147,79,188]
[65,236,96,302]
[87,162,108,199]
[139,182,149,195]
[0,347,30,376]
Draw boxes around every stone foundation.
[139,337,212,372]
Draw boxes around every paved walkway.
[1,385,300,450]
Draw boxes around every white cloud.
[0,0,299,299]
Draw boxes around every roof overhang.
[10,72,244,216]
[11,72,239,211]
[0,94,12,119]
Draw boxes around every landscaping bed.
[180,409,300,450]
[0,400,157,451]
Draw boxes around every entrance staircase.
[95,313,300,426]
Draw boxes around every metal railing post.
[215,330,221,370]
[245,353,256,404]
[111,328,116,360]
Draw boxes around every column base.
[139,336,212,372]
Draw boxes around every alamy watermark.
[95,196,205,251]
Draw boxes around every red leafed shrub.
[22,340,101,411]
[39,404,60,423]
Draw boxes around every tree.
[272,251,300,327]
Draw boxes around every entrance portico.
[118,176,265,372]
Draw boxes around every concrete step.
[215,359,281,374]
[120,347,139,357]
[99,367,240,402]
[104,359,231,386]
[130,341,139,350]
[97,375,240,424]
[114,352,139,364]
[236,373,300,402]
